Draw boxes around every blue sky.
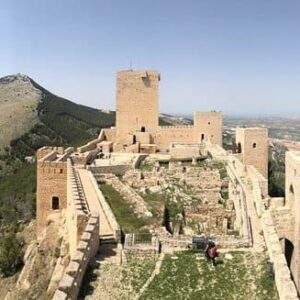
[1,0,300,116]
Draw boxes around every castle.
[9,70,300,300]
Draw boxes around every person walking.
[208,242,218,266]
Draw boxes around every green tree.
[0,231,23,276]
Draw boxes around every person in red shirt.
[208,242,218,266]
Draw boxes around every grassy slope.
[140,251,276,300]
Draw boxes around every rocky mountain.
[0,74,116,159]
[0,74,41,149]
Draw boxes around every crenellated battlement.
[158,125,194,130]
[53,213,99,300]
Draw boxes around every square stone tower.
[235,127,268,178]
[115,70,160,144]
[284,151,300,290]
[36,148,67,236]
[193,111,223,146]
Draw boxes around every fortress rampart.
[66,159,90,257]
[232,151,298,299]
[53,213,99,300]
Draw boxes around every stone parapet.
[66,159,89,257]
[52,213,99,300]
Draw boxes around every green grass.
[121,257,156,295]
[140,251,276,300]
[139,161,155,171]
[142,190,183,228]
[100,184,149,233]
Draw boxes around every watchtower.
[235,127,268,178]
[36,148,67,237]
[115,70,160,144]
[194,111,222,146]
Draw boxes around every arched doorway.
[285,239,294,268]
[133,135,137,144]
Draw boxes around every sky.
[1,0,300,116]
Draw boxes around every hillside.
[0,74,41,149]
[159,113,193,126]
[0,74,116,161]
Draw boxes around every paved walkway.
[77,169,114,238]
[243,180,265,252]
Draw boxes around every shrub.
[0,231,24,276]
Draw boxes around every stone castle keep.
[101,70,222,153]
[8,70,300,300]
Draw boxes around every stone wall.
[154,125,194,149]
[227,161,252,240]
[124,234,159,258]
[107,175,152,218]
[66,159,89,257]
[89,164,132,176]
[234,153,298,299]
[77,137,102,153]
[284,151,300,292]
[52,213,99,300]
[169,143,202,158]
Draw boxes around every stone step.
[100,235,117,245]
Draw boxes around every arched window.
[133,135,137,144]
[141,126,146,132]
[52,197,59,210]
[252,143,257,148]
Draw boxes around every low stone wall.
[107,176,152,217]
[227,162,252,241]
[88,164,132,176]
[52,213,99,300]
[77,137,102,153]
[132,154,148,169]
[71,149,100,166]
[87,171,121,241]
[160,235,251,252]
[247,165,268,197]
[124,233,159,258]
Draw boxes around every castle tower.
[284,151,300,290]
[193,111,223,146]
[235,127,268,178]
[115,70,160,144]
[36,148,67,237]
